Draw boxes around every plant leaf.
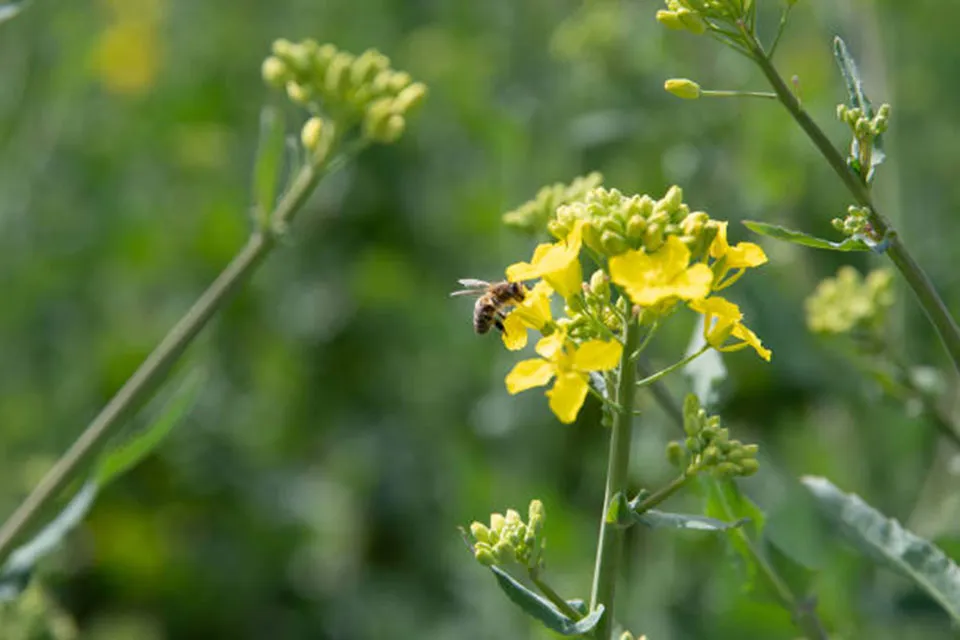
[743,221,872,252]
[0,483,97,601]
[251,105,287,228]
[633,508,748,531]
[490,566,604,635]
[833,37,886,178]
[803,475,960,624]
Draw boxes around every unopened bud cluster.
[805,266,894,335]
[666,394,759,478]
[552,185,718,258]
[831,205,873,239]
[469,500,546,569]
[559,270,624,339]
[502,172,603,234]
[837,103,890,141]
[656,0,752,34]
[262,39,427,144]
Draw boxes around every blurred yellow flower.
[506,221,584,299]
[502,281,554,351]
[709,222,767,289]
[505,333,621,424]
[689,296,771,361]
[92,0,164,96]
[609,235,712,307]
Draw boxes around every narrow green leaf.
[251,106,287,228]
[833,37,886,176]
[490,567,604,635]
[803,475,960,624]
[0,483,97,601]
[743,221,871,252]
[95,370,203,488]
[633,508,748,531]
[0,1,29,24]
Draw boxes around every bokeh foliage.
[2,0,960,637]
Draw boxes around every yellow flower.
[502,281,554,351]
[689,296,771,361]
[709,222,767,290]
[505,334,622,424]
[609,235,713,308]
[506,221,584,299]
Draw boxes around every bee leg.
[494,310,508,333]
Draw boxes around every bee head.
[509,282,527,302]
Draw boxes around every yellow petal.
[573,339,623,372]
[731,323,772,362]
[672,263,712,300]
[546,372,590,424]
[689,295,742,321]
[728,242,768,268]
[659,236,693,279]
[501,313,528,351]
[609,249,652,291]
[535,332,566,359]
[543,255,583,299]
[505,359,556,394]
[709,221,730,259]
[506,244,552,282]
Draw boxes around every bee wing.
[457,278,491,288]
[450,290,483,297]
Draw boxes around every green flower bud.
[589,270,610,297]
[643,223,664,252]
[474,544,498,566]
[505,509,522,525]
[626,214,647,240]
[314,43,337,71]
[261,56,289,88]
[601,230,630,255]
[582,220,604,253]
[325,51,355,95]
[619,632,635,640]
[393,82,428,113]
[738,458,760,476]
[659,185,683,212]
[301,117,334,163]
[490,512,506,533]
[547,219,571,240]
[836,104,847,121]
[470,521,492,544]
[741,443,759,457]
[877,103,891,119]
[714,462,740,478]
[703,445,720,464]
[286,81,311,105]
[676,9,707,34]
[684,436,700,454]
[666,441,686,467]
[350,49,388,85]
[493,539,516,561]
[656,9,685,30]
[664,78,701,100]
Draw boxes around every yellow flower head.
[506,221,584,299]
[689,296,771,361]
[501,281,554,351]
[709,222,767,290]
[505,334,622,424]
[609,235,713,308]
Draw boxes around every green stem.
[701,90,777,100]
[747,36,960,375]
[530,570,583,621]
[586,384,624,413]
[635,346,709,388]
[0,160,329,563]
[632,472,692,515]
[589,317,642,639]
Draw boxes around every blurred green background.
[2,0,960,638]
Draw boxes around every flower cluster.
[666,394,760,478]
[502,172,604,234]
[497,181,771,424]
[837,102,890,181]
[468,500,546,569]
[655,0,753,35]
[805,266,894,335]
[262,39,427,145]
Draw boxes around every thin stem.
[768,3,793,60]
[529,570,583,621]
[701,90,777,100]
[589,318,642,639]
[636,346,709,388]
[628,320,659,362]
[587,383,624,414]
[744,34,960,374]
[0,158,330,563]
[632,472,692,515]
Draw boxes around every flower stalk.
[589,316,642,639]
[745,34,960,375]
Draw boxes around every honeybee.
[450,279,526,334]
